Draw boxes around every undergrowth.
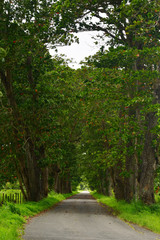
[0,191,77,240]
[92,192,160,233]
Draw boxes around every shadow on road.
[53,192,108,216]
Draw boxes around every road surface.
[23,191,160,240]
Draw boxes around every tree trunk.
[15,163,28,201]
[41,167,49,198]
[114,178,125,200]
[112,108,135,201]
[124,165,134,202]
[23,137,49,201]
[97,170,112,196]
[124,138,136,202]
[104,170,112,196]
[139,112,156,204]
[111,165,125,200]
[54,173,72,194]
[139,77,160,204]
[1,69,48,201]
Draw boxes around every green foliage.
[76,59,158,195]
[76,176,89,191]
[1,0,160,203]
[0,44,82,196]
[155,165,160,189]
[8,203,21,215]
[54,0,160,48]
[37,64,83,187]
[84,46,160,70]
[0,0,80,199]
[0,48,6,62]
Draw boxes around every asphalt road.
[23,191,160,240]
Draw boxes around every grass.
[0,191,77,240]
[92,192,160,234]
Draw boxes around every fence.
[0,192,24,204]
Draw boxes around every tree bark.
[54,172,72,194]
[41,167,49,198]
[1,69,48,201]
[124,154,135,202]
[139,76,160,204]
[139,112,156,204]
[111,164,125,200]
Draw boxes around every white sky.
[49,31,104,69]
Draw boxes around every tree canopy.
[1,0,160,204]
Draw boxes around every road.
[23,191,160,240]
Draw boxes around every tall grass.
[0,191,77,240]
[92,192,160,233]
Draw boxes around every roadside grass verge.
[92,192,160,234]
[0,191,77,240]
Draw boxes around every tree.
[40,64,83,193]
[77,46,160,203]
[0,1,55,200]
[1,0,160,204]
[54,0,160,204]
[0,0,79,201]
